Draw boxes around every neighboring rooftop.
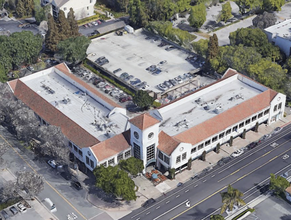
[11,64,128,143]
[265,19,291,39]
[96,20,126,34]
[129,113,160,130]
[86,29,196,93]
[154,69,271,137]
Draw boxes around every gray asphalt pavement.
[0,19,39,35]
[122,124,291,220]
[0,126,108,220]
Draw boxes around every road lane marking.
[176,195,180,198]
[153,200,188,220]
[146,212,150,215]
[212,174,215,177]
[185,189,189,193]
[0,134,88,220]
[217,138,291,182]
[171,147,291,220]
[194,184,198,187]
[156,206,160,209]
[166,201,170,204]
[203,179,207,182]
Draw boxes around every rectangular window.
[108,158,114,166]
[146,144,155,162]
[133,143,141,159]
[87,6,89,10]
[164,156,169,165]
[219,132,224,139]
[245,119,250,125]
[205,139,211,146]
[158,151,163,160]
[198,144,204,150]
[90,0,92,3]
[78,150,83,157]
[232,126,238,132]
[226,129,231,135]
[191,147,197,154]
[258,112,263,118]
[117,154,123,162]
[278,102,282,109]
[125,150,131,158]
[264,109,270,115]
[74,146,77,152]
[101,162,107,167]
[86,156,89,165]
[252,115,257,121]
[239,122,244,129]
[90,159,94,168]
[274,105,277,112]
[182,152,187,160]
[212,136,218,142]
[176,155,181,164]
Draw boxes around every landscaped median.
[230,208,255,220]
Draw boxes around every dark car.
[247,142,258,150]
[113,68,122,74]
[1,210,9,219]
[9,206,18,215]
[71,181,82,190]
[142,198,156,208]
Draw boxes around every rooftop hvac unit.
[214,106,223,114]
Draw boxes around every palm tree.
[220,185,246,214]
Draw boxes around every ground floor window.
[125,150,131,158]
[117,154,123,162]
[108,158,114,166]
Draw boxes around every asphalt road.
[122,124,291,220]
[0,126,106,220]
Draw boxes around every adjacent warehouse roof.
[264,19,291,39]
[96,20,126,34]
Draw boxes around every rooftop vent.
[214,105,223,114]
[41,84,55,94]
[62,97,71,104]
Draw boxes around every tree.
[254,122,259,132]
[93,165,137,201]
[285,57,291,73]
[188,3,206,28]
[233,0,262,14]
[262,0,285,11]
[0,181,19,203]
[192,39,208,57]
[216,143,220,153]
[269,173,290,195]
[207,34,219,61]
[67,8,79,37]
[57,10,70,41]
[229,136,233,146]
[119,157,144,175]
[0,0,5,9]
[57,36,91,65]
[187,158,192,170]
[252,11,276,29]
[218,2,232,22]
[16,171,44,198]
[34,0,50,24]
[45,14,59,52]
[0,142,8,165]
[210,215,225,220]
[242,129,246,139]
[201,150,206,161]
[133,90,154,109]
[220,185,246,214]
[15,0,26,17]
[169,168,176,179]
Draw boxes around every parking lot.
[0,19,39,35]
[86,29,204,93]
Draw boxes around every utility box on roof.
[124,25,134,34]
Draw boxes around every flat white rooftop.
[265,19,291,39]
[21,68,128,141]
[157,75,265,136]
[86,29,196,93]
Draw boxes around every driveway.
[0,19,39,35]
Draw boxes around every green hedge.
[232,208,255,220]
[83,60,135,97]
[0,198,22,211]
[77,15,101,25]
[152,101,161,108]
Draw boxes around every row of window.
[274,102,282,112]
[100,149,131,167]
[176,152,187,164]
[69,141,83,157]
[158,151,170,165]
[190,108,270,154]
[86,156,94,169]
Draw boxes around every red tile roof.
[129,113,160,130]
[157,131,180,156]
[13,79,100,148]
[8,79,18,92]
[174,89,277,147]
[55,63,121,108]
[90,130,131,161]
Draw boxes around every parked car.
[1,210,9,219]
[48,159,57,168]
[142,198,156,208]
[177,182,183,187]
[164,81,173,88]
[165,46,175,51]
[9,206,18,215]
[119,96,132,103]
[158,83,167,91]
[274,127,282,133]
[71,181,82,190]
[247,142,258,150]
[17,203,27,213]
[113,68,122,74]
[92,21,98,26]
[170,79,178,86]
[174,76,183,84]
[231,149,244,158]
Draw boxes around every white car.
[274,127,282,133]
[231,149,244,158]
[17,202,27,213]
[47,160,62,169]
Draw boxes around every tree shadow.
[182,205,222,220]
[280,214,291,220]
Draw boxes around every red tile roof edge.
[129,113,160,130]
